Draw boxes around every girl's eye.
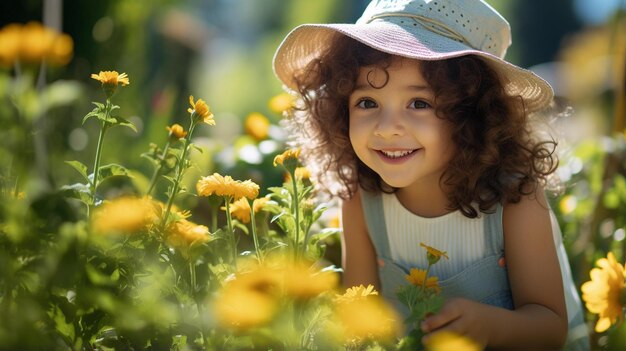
[409,99,431,109]
[356,98,378,109]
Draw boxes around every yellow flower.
[244,112,270,141]
[227,197,269,224]
[166,219,210,247]
[0,24,22,67]
[406,268,441,293]
[420,242,449,260]
[187,95,215,125]
[424,331,481,351]
[47,33,73,66]
[90,70,130,86]
[19,22,56,64]
[213,269,281,329]
[92,196,158,235]
[282,262,339,299]
[196,173,259,200]
[166,123,187,140]
[581,252,626,332]
[333,295,400,343]
[213,287,277,330]
[421,242,449,265]
[0,22,72,67]
[268,92,295,114]
[335,284,379,303]
[91,70,129,97]
[273,149,301,169]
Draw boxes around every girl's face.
[348,57,456,190]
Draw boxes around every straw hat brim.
[273,22,553,112]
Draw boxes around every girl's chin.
[379,177,413,189]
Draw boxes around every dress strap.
[483,203,504,256]
[360,190,392,259]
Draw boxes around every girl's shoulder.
[502,188,553,254]
[502,188,552,237]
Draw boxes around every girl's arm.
[340,189,381,290]
[421,189,568,350]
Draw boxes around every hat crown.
[357,0,511,58]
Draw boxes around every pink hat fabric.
[273,0,553,112]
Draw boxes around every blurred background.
[0,0,625,348]
[0,0,623,177]
[1,0,623,177]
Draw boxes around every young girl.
[273,0,588,349]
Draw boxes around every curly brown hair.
[285,35,557,218]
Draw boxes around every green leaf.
[270,210,289,223]
[60,183,93,206]
[161,175,176,185]
[65,160,91,184]
[233,221,249,235]
[108,115,137,132]
[97,163,131,184]
[82,101,106,124]
[310,228,341,241]
[82,107,102,125]
[85,264,119,286]
[407,293,444,325]
[51,304,76,342]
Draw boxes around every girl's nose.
[374,110,404,138]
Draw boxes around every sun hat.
[273,0,553,112]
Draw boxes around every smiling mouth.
[378,149,418,159]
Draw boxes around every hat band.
[366,12,471,48]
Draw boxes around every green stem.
[12,175,19,199]
[90,103,110,214]
[160,123,196,231]
[210,205,218,233]
[146,140,171,196]
[249,199,262,263]
[291,173,301,261]
[189,260,197,293]
[421,264,432,292]
[225,197,238,269]
[196,301,210,351]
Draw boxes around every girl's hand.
[420,297,489,347]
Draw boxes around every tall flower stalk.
[224,196,237,266]
[273,149,302,260]
[147,124,187,196]
[248,198,262,262]
[85,71,131,215]
[160,123,195,229]
[90,105,110,201]
[396,243,448,350]
[145,139,170,196]
[160,96,215,231]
